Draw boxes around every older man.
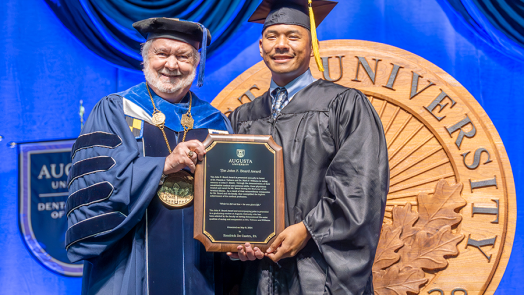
[227,0,389,294]
[66,18,231,295]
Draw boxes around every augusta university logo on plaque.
[212,40,516,294]
[236,149,246,158]
[19,140,82,276]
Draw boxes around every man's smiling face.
[143,38,198,95]
[259,24,313,85]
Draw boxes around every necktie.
[271,87,289,119]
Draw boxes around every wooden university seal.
[212,40,516,295]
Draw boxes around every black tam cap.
[248,0,337,32]
[133,18,211,50]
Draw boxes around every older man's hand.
[265,222,311,263]
[163,139,206,174]
[227,243,264,261]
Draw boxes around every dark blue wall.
[1,0,522,293]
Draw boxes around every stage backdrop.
[1,0,523,294]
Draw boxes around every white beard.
[143,60,196,94]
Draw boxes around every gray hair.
[140,39,200,67]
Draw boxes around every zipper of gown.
[270,114,276,295]
[270,115,278,137]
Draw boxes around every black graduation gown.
[228,79,389,295]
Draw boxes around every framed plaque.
[194,134,285,252]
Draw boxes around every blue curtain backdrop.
[43,0,260,70]
[440,0,524,62]
[1,0,524,294]
[43,0,524,69]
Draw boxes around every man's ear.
[259,39,263,57]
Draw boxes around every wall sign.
[212,40,516,295]
[19,140,82,277]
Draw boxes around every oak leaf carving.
[398,225,464,271]
[374,265,427,295]
[416,180,466,233]
[373,180,466,294]
[373,224,404,272]
[392,203,419,243]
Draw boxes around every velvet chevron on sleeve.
[66,95,165,263]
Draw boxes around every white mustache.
[158,69,182,77]
[144,61,196,94]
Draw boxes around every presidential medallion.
[211,40,517,295]
[152,111,166,127]
[157,170,194,207]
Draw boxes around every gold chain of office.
[146,83,195,208]
[146,83,194,152]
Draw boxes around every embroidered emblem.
[125,116,143,139]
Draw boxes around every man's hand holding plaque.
[226,221,311,262]
[163,140,205,174]
[226,243,264,261]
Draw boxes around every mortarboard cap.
[248,0,338,72]
[248,0,337,32]
[133,17,211,87]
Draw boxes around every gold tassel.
[308,0,324,72]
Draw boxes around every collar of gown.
[117,82,221,132]
[269,68,317,102]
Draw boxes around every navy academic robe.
[66,82,232,295]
